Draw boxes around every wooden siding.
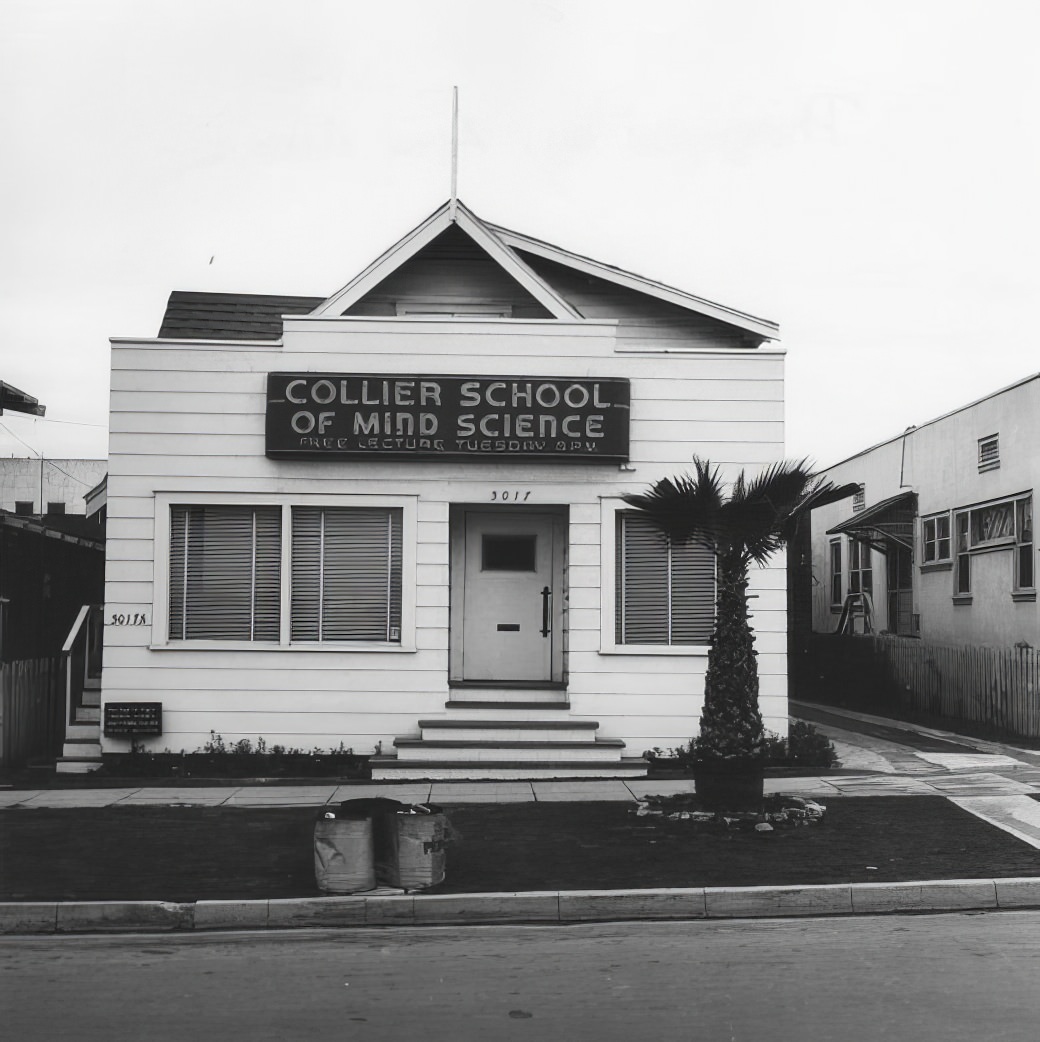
[0,657,64,767]
[103,320,785,754]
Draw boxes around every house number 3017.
[110,613,148,626]
[490,490,532,501]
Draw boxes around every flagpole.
[449,86,458,221]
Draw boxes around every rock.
[755,823,774,832]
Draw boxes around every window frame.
[152,492,417,652]
[168,503,283,644]
[954,509,972,598]
[599,499,715,655]
[921,511,952,566]
[1014,496,1034,595]
[829,538,843,609]
[952,491,1033,601]
[848,538,873,598]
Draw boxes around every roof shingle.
[158,291,326,340]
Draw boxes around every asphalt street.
[4,913,1040,1041]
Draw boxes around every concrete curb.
[3,878,1040,935]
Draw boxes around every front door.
[450,509,565,684]
[886,544,915,635]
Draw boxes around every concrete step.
[65,723,100,741]
[392,738,626,763]
[370,756,648,781]
[81,690,102,708]
[76,706,101,723]
[62,739,102,759]
[419,719,600,743]
[445,700,572,713]
[55,757,103,775]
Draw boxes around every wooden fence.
[0,657,65,768]
[799,635,1040,740]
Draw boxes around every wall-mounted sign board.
[265,373,630,462]
[103,702,163,737]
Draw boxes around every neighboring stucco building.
[796,374,1038,736]
[96,200,788,778]
[809,374,1036,642]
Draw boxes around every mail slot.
[497,623,520,632]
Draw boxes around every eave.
[487,223,780,341]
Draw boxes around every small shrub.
[99,732,369,779]
[784,721,839,769]
[645,722,838,773]
[202,732,229,755]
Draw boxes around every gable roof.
[156,201,778,341]
[311,199,777,338]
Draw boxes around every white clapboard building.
[100,201,786,778]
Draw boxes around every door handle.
[540,586,552,638]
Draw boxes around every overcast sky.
[2,0,1037,474]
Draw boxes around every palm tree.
[622,457,855,765]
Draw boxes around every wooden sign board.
[265,373,631,462]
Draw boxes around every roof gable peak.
[313,200,580,320]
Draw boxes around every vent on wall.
[978,434,1000,471]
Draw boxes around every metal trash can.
[375,803,447,891]
[314,799,393,894]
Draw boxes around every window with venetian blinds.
[169,505,282,641]
[291,507,402,642]
[168,504,403,643]
[615,513,715,645]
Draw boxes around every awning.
[0,381,45,416]
[826,491,917,554]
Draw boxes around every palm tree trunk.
[698,549,764,760]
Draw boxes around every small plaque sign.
[104,702,163,737]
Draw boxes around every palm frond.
[620,458,724,544]
[722,459,820,565]
[778,478,861,542]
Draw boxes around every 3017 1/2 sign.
[265,373,631,462]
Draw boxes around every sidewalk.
[3,703,1040,935]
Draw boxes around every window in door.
[848,539,872,598]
